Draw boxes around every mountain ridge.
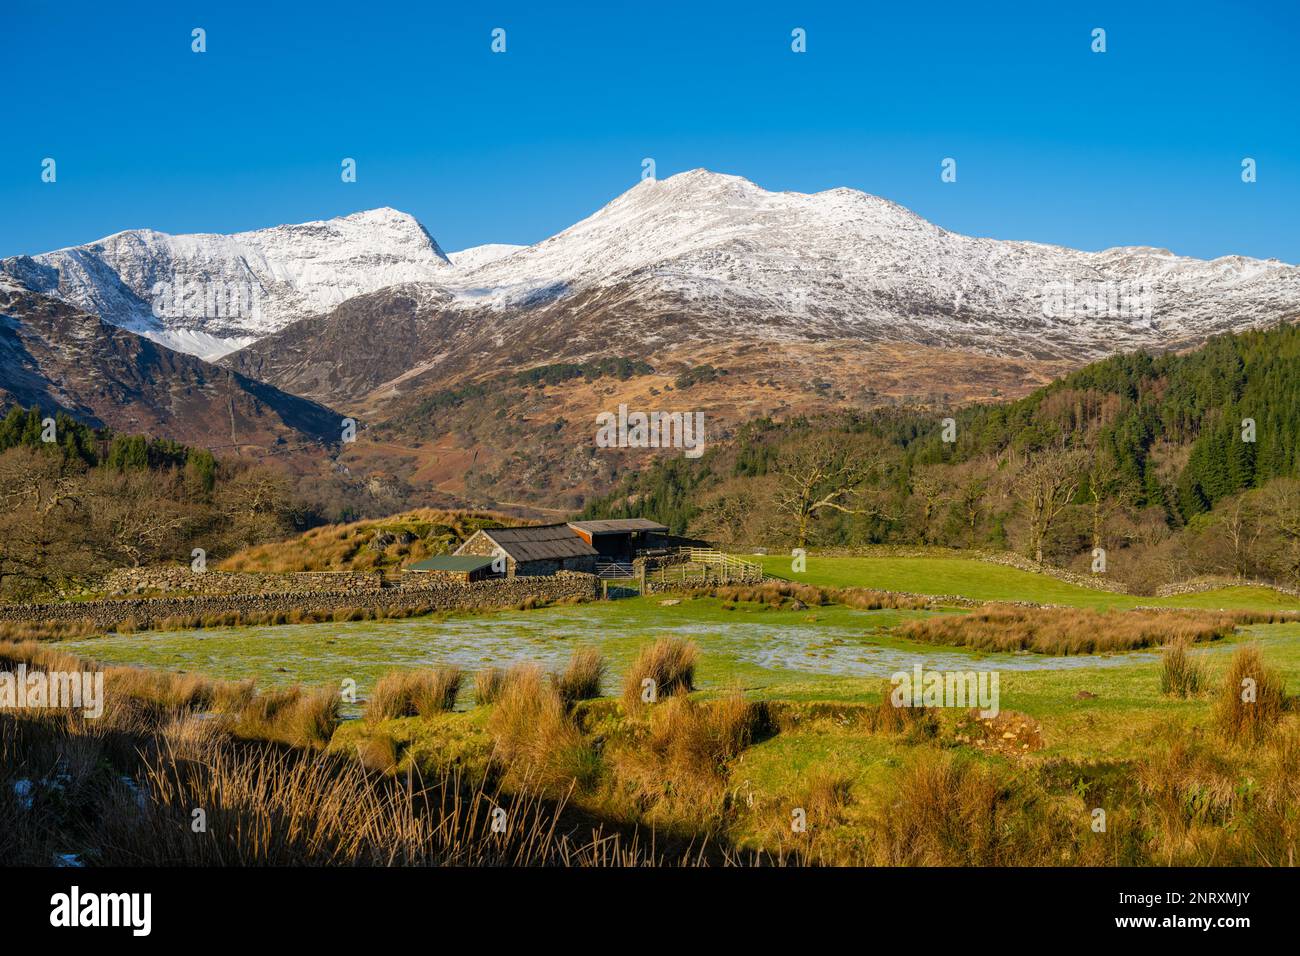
[9,169,1299,369]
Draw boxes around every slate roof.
[567,518,669,535]
[475,525,598,563]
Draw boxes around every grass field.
[36,553,1300,865]
[756,554,1300,611]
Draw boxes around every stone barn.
[567,519,670,562]
[455,525,598,577]
[402,555,500,582]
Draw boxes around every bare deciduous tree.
[1085,447,1132,551]
[772,438,890,547]
[1013,447,1085,564]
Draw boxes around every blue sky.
[2,0,1297,261]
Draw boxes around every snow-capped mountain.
[8,170,1300,374]
[446,244,527,270]
[448,169,1300,360]
[1,208,454,360]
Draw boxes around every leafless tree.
[772,438,890,547]
[1013,446,1085,564]
[909,466,952,545]
[1085,446,1132,551]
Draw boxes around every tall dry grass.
[1215,645,1287,745]
[875,679,940,740]
[487,665,600,792]
[234,685,341,747]
[903,606,1244,655]
[474,666,507,705]
[646,691,771,779]
[1160,639,1207,697]
[366,667,463,721]
[0,709,656,866]
[552,647,606,705]
[622,637,698,709]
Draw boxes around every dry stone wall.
[2,572,599,632]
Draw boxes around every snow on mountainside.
[1,208,454,360]
[8,170,1300,369]
[449,170,1300,360]
[446,244,527,270]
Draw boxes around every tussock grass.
[235,685,341,747]
[902,606,1244,655]
[1160,639,1207,697]
[474,667,507,705]
[0,709,655,866]
[1215,645,1287,745]
[646,691,771,779]
[0,620,98,641]
[552,647,605,705]
[356,733,400,773]
[797,768,855,823]
[870,750,1065,866]
[875,679,940,740]
[366,667,463,721]
[1136,731,1242,840]
[622,637,698,709]
[487,665,599,792]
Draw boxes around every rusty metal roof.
[478,525,598,563]
[567,518,669,535]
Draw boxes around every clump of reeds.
[1159,638,1206,697]
[902,606,1243,655]
[474,666,507,705]
[552,647,605,706]
[235,685,340,747]
[622,637,698,709]
[487,664,599,791]
[875,679,940,739]
[1215,644,1287,745]
[365,666,463,721]
[646,690,771,778]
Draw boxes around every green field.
[51,553,1300,864]
[757,554,1300,611]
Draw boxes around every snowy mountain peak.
[450,169,1300,360]
[7,170,1300,368]
[2,207,454,359]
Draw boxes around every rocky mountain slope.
[7,169,1299,510]
[0,278,343,452]
[214,170,1299,411]
[13,170,1299,378]
[446,169,1299,359]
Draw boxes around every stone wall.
[101,566,387,597]
[2,572,600,632]
[1154,576,1300,600]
